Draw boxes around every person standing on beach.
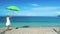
[6,6,20,31]
[6,16,10,31]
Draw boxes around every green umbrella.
[7,6,20,11]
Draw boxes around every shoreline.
[0,26,60,28]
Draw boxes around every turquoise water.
[0,16,60,27]
[0,21,60,27]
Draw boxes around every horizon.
[0,16,58,17]
[0,0,60,16]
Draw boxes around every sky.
[0,0,60,16]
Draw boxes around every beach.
[0,27,60,34]
[0,0,60,33]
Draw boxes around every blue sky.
[0,0,60,16]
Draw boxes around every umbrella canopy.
[7,6,20,11]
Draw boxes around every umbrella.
[7,6,20,11]
[7,6,20,16]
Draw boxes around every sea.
[0,16,60,27]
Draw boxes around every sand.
[0,27,60,34]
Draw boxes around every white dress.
[6,17,10,26]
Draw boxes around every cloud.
[50,12,60,16]
[54,12,60,15]
[14,11,38,16]
[32,4,39,6]
[32,7,60,10]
